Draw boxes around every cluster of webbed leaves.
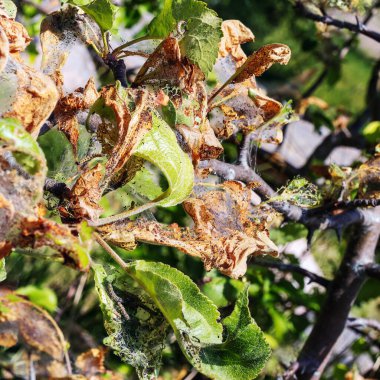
[0,0,301,378]
[31,0,295,279]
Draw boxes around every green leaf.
[199,285,271,380]
[124,165,164,201]
[38,127,78,182]
[93,263,168,380]
[133,112,194,208]
[362,121,380,144]
[0,118,46,175]
[270,223,308,245]
[16,285,58,313]
[0,0,17,18]
[73,0,118,32]
[77,124,92,161]
[0,259,6,282]
[122,260,270,380]
[202,276,245,308]
[148,0,222,74]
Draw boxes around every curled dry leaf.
[134,37,205,92]
[219,20,255,66]
[232,43,291,84]
[211,30,291,142]
[65,84,156,221]
[54,78,99,152]
[210,80,283,141]
[167,82,223,162]
[0,15,31,54]
[0,15,58,137]
[8,217,90,270]
[65,163,105,221]
[0,289,67,361]
[98,181,278,278]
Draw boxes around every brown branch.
[199,159,276,199]
[251,258,331,287]
[295,1,380,43]
[288,208,380,380]
[200,160,378,234]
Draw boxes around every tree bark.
[294,210,380,379]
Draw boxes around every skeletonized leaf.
[99,181,277,278]
[53,77,98,154]
[10,217,91,271]
[93,263,168,380]
[65,83,156,221]
[148,0,223,74]
[231,44,291,84]
[100,260,271,380]
[161,82,223,162]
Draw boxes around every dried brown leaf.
[210,80,282,140]
[99,181,277,278]
[66,163,105,221]
[232,43,291,84]
[75,348,106,377]
[134,37,204,92]
[170,82,223,162]
[0,15,31,54]
[219,20,254,66]
[54,78,98,152]
[0,289,67,360]
[1,57,59,137]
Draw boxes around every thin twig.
[93,232,128,270]
[295,1,380,43]
[347,317,380,331]
[251,258,330,287]
[302,3,376,98]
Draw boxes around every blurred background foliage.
[2,0,379,379]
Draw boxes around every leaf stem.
[102,32,109,55]
[90,201,158,227]
[93,232,128,270]
[113,35,162,57]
